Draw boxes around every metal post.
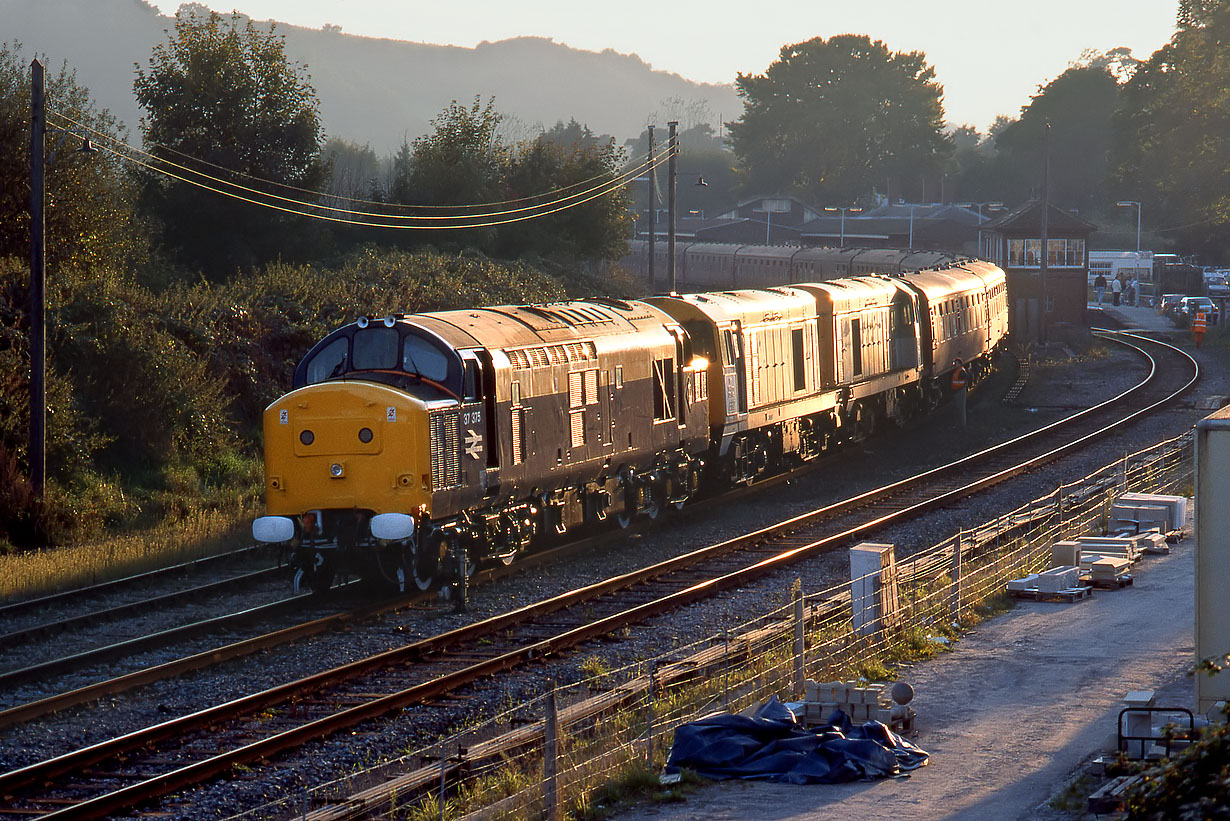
[950,531,962,623]
[646,664,656,770]
[667,121,677,294]
[29,59,46,501]
[839,210,846,245]
[723,628,730,708]
[438,738,446,821]
[647,125,656,293]
[1039,120,1050,344]
[765,209,771,245]
[793,581,805,696]
[544,688,558,821]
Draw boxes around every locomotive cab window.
[403,335,450,383]
[353,327,399,370]
[304,338,348,384]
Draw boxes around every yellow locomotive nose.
[261,381,430,519]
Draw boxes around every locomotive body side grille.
[430,407,462,490]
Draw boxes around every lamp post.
[960,202,1004,257]
[824,206,862,246]
[1117,200,1142,253]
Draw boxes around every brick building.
[981,200,1096,342]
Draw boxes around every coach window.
[792,328,806,391]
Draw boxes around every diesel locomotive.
[252,260,1008,595]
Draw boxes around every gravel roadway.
[615,533,1195,821]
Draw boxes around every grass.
[0,504,256,600]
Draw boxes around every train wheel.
[412,531,440,591]
[293,550,334,597]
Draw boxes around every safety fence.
[252,432,1194,821]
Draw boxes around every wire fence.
[247,432,1194,821]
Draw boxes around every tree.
[394,97,509,209]
[993,57,1127,215]
[727,35,951,205]
[0,41,148,274]
[1112,1,1230,261]
[496,130,630,261]
[387,97,509,251]
[133,8,328,279]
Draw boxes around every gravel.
[5,327,1223,819]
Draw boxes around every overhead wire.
[46,108,677,229]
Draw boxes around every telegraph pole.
[29,59,46,500]
[646,125,656,293]
[667,121,677,294]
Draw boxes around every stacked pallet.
[1109,492,1186,537]
[1007,566,1091,601]
[802,680,914,733]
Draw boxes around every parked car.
[1176,296,1219,326]
[1158,293,1187,317]
[1205,273,1230,298]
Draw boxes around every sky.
[145,0,1180,133]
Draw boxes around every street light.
[1117,200,1142,253]
[823,206,862,246]
[960,202,1004,257]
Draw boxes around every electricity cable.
[48,108,676,225]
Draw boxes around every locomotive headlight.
[382,315,396,327]
[358,427,374,443]
[330,463,344,478]
[300,429,315,446]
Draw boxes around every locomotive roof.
[410,299,673,350]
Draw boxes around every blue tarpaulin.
[664,696,929,785]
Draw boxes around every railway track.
[0,331,1196,818]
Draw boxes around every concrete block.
[1091,557,1131,580]
[1116,492,1187,531]
[1007,573,1039,592]
[850,543,901,636]
[1052,540,1081,568]
[1037,566,1080,593]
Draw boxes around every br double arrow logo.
[465,429,484,460]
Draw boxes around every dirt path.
[616,534,1195,820]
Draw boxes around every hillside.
[5,0,742,152]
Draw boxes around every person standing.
[1112,276,1123,306]
[951,358,968,428]
[1094,273,1107,305]
[1130,277,1140,306]
[1193,311,1208,348]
